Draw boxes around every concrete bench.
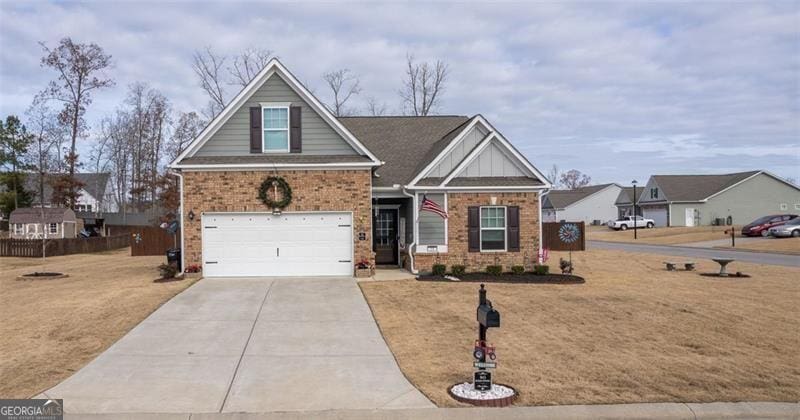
[664,262,696,271]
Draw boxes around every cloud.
[0,2,797,183]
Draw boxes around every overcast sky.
[1,1,798,185]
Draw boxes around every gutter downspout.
[539,187,549,264]
[168,169,185,277]
[400,186,418,274]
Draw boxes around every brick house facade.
[170,59,551,277]
[182,170,373,269]
[412,192,540,273]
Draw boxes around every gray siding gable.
[195,74,358,157]
[638,178,667,204]
[456,140,530,178]
[426,123,489,177]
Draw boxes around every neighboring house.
[9,207,78,239]
[169,59,551,277]
[25,172,116,213]
[637,170,800,227]
[614,186,644,219]
[541,184,622,224]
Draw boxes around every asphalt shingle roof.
[339,116,471,187]
[651,171,761,202]
[543,184,616,209]
[9,207,76,224]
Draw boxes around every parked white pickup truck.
[607,216,655,230]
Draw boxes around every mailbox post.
[474,284,500,391]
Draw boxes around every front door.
[685,208,695,227]
[373,209,398,265]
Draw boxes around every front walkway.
[42,277,433,413]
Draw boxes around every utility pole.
[632,180,638,240]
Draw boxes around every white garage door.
[202,212,353,277]
[643,206,668,227]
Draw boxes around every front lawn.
[359,249,800,407]
[0,248,197,398]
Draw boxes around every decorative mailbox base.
[449,382,517,407]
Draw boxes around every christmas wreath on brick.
[258,176,293,209]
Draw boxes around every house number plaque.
[358,232,366,241]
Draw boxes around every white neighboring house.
[9,207,78,239]
[637,170,800,227]
[542,183,623,224]
[25,173,117,213]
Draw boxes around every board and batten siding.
[426,124,489,177]
[669,173,800,226]
[418,193,446,245]
[457,141,529,178]
[195,74,358,156]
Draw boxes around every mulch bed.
[16,272,69,281]
[699,272,751,278]
[417,273,584,284]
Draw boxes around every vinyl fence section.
[542,222,586,251]
[0,234,130,257]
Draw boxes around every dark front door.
[373,209,398,265]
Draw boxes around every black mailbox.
[477,300,500,328]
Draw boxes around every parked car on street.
[607,215,655,230]
[767,218,800,238]
[741,214,798,237]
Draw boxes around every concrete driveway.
[42,277,433,414]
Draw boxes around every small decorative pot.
[355,267,373,278]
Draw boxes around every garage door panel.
[202,212,353,277]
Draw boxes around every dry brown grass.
[587,225,741,245]
[360,250,800,407]
[0,248,196,398]
[716,238,800,255]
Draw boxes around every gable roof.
[544,184,618,210]
[647,171,763,202]
[10,207,76,224]
[615,186,644,206]
[25,173,110,203]
[171,58,381,168]
[339,116,470,187]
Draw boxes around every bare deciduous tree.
[547,164,561,188]
[167,111,204,161]
[400,54,448,116]
[366,96,388,116]
[192,46,227,119]
[229,48,273,87]
[323,69,361,117]
[39,37,114,206]
[559,169,592,190]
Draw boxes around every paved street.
[43,277,433,413]
[589,240,800,267]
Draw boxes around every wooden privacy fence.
[0,234,130,257]
[130,226,180,256]
[542,222,586,251]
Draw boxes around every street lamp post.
[632,180,638,240]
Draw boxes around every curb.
[62,402,799,420]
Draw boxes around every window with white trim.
[262,106,289,152]
[14,223,23,235]
[480,206,506,251]
[49,223,58,234]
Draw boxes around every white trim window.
[480,206,506,251]
[262,105,290,153]
[14,223,24,235]
[49,223,58,234]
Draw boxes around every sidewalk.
[64,401,798,420]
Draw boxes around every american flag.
[420,195,448,218]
